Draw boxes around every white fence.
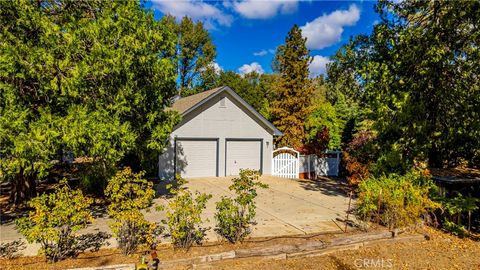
[273,148,340,179]
[272,147,299,179]
[299,151,341,177]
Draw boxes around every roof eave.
[180,86,228,116]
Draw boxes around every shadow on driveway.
[296,176,351,197]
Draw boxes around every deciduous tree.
[331,0,480,169]
[175,16,216,95]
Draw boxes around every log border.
[158,231,427,269]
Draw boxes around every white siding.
[158,91,274,179]
[226,140,261,176]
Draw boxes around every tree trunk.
[9,168,37,206]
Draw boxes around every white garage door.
[176,139,218,178]
[226,140,262,176]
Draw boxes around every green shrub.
[441,192,479,235]
[442,220,467,237]
[105,167,161,255]
[215,169,267,243]
[16,180,101,262]
[356,168,440,229]
[164,177,212,249]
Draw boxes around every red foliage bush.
[342,130,376,186]
[299,127,330,155]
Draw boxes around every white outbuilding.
[158,86,282,179]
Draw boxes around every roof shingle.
[170,86,224,114]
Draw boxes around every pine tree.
[271,25,314,148]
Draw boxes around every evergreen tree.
[0,0,178,204]
[271,25,314,148]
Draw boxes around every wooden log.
[329,231,393,246]
[234,244,299,258]
[199,251,236,263]
[287,243,363,259]
[295,240,327,251]
[157,232,423,269]
[67,264,135,270]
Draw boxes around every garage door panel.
[176,140,217,178]
[226,140,261,176]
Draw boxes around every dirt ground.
[1,227,479,270]
[209,227,480,270]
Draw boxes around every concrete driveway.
[0,176,351,256]
[177,175,351,240]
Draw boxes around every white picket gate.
[272,147,299,179]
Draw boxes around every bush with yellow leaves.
[105,167,161,255]
[16,180,97,262]
[164,176,212,249]
[356,168,440,229]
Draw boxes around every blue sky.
[145,1,380,77]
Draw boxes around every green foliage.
[271,25,315,148]
[305,101,341,150]
[215,169,267,243]
[441,192,479,236]
[161,15,216,95]
[212,71,276,119]
[105,167,160,255]
[16,180,96,262]
[165,177,212,249]
[442,220,467,237]
[0,0,179,204]
[330,0,480,167]
[356,168,440,229]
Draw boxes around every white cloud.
[253,48,276,56]
[210,62,223,74]
[253,50,268,56]
[300,4,360,50]
[199,61,223,75]
[230,0,299,19]
[152,0,233,29]
[238,62,264,75]
[309,55,331,77]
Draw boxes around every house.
[158,86,282,179]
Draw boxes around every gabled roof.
[170,87,223,114]
[170,86,283,136]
